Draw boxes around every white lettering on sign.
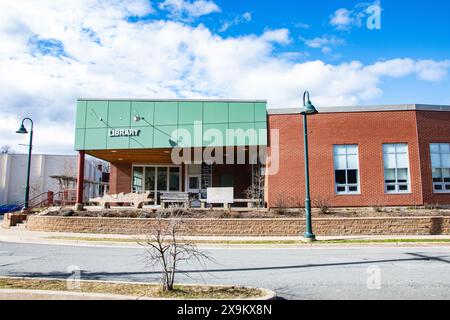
[108,129,141,137]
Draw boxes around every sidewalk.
[1,227,450,248]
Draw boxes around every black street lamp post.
[16,118,34,212]
[300,91,318,242]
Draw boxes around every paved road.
[1,241,449,299]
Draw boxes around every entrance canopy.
[75,99,268,152]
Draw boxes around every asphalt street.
[1,241,449,299]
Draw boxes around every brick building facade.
[75,100,450,208]
[266,105,450,208]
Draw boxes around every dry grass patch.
[0,277,265,299]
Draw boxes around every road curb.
[0,276,276,300]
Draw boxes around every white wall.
[0,154,104,205]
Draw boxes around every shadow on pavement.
[5,252,450,280]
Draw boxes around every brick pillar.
[75,150,85,210]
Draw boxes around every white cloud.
[0,1,448,154]
[329,1,381,30]
[365,58,450,82]
[294,22,310,29]
[301,35,344,55]
[159,0,220,20]
[219,12,252,32]
[261,29,291,45]
[302,35,345,49]
[330,8,353,29]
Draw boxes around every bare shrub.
[139,211,154,218]
[156,203,189,218]
[243,171,265,208]
[139,207,211,292]
[314,196,332,214]
[371,199,385,213]
[273,192,289,215]
[424,203,439,210]
[291,195,305,216]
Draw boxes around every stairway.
[11,220,27,230]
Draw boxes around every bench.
[233,199,262,208]
[199,198,261,209]
[160,192,190,208]
[89,192,154,209]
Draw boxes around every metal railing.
[0,190,76,215]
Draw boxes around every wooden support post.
[75,150,85,211]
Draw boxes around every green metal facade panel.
[107,134,130,149]
[85,101,108,128]
[154,125,178,148]
[75,101,87,129]
[74,128,85,150]
[131,101,154,126]
[75,99,267,150]
[203,123,228,147]
[154,102,178,125]
[108,101,131,127]
[203,102,228,123]
[229,102,254,123]
[84,128,107,149]
[129,127,153,149]
[254,102,267,122]
[179,101,203,125]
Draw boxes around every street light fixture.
[300,91,318,242]
[16,117,34,212]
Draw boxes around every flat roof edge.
[78,98,268,103]
[267,104,450,115]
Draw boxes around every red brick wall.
[267,111,424,208]
[109,163,132,194]
[416,111,450,205]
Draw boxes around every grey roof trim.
[78,98,267,103]
[267,104,450,115]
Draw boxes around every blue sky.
[0,0,449,153]
[165,0,450,105]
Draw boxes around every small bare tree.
[314,196,332,214]
[140,205,211,292]
[1,145,12,154]
[244,170,265,208]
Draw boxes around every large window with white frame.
[430,143,450,193]
[333,145,360,194]
[382,143,410,193]
[132,165,181,193]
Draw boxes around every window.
[188,176,200,190]
[132,167,143,193]
[132,165,180,193]
[333,145,360,194]
[430,143,450,193]
[169,167,180,191]
[157,167,168,191]
[383,144,410,193]
[145,167,155,191]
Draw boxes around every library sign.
[108,129,141,137]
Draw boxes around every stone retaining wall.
[24,216,450,236]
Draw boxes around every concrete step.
[11,222,27,230]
